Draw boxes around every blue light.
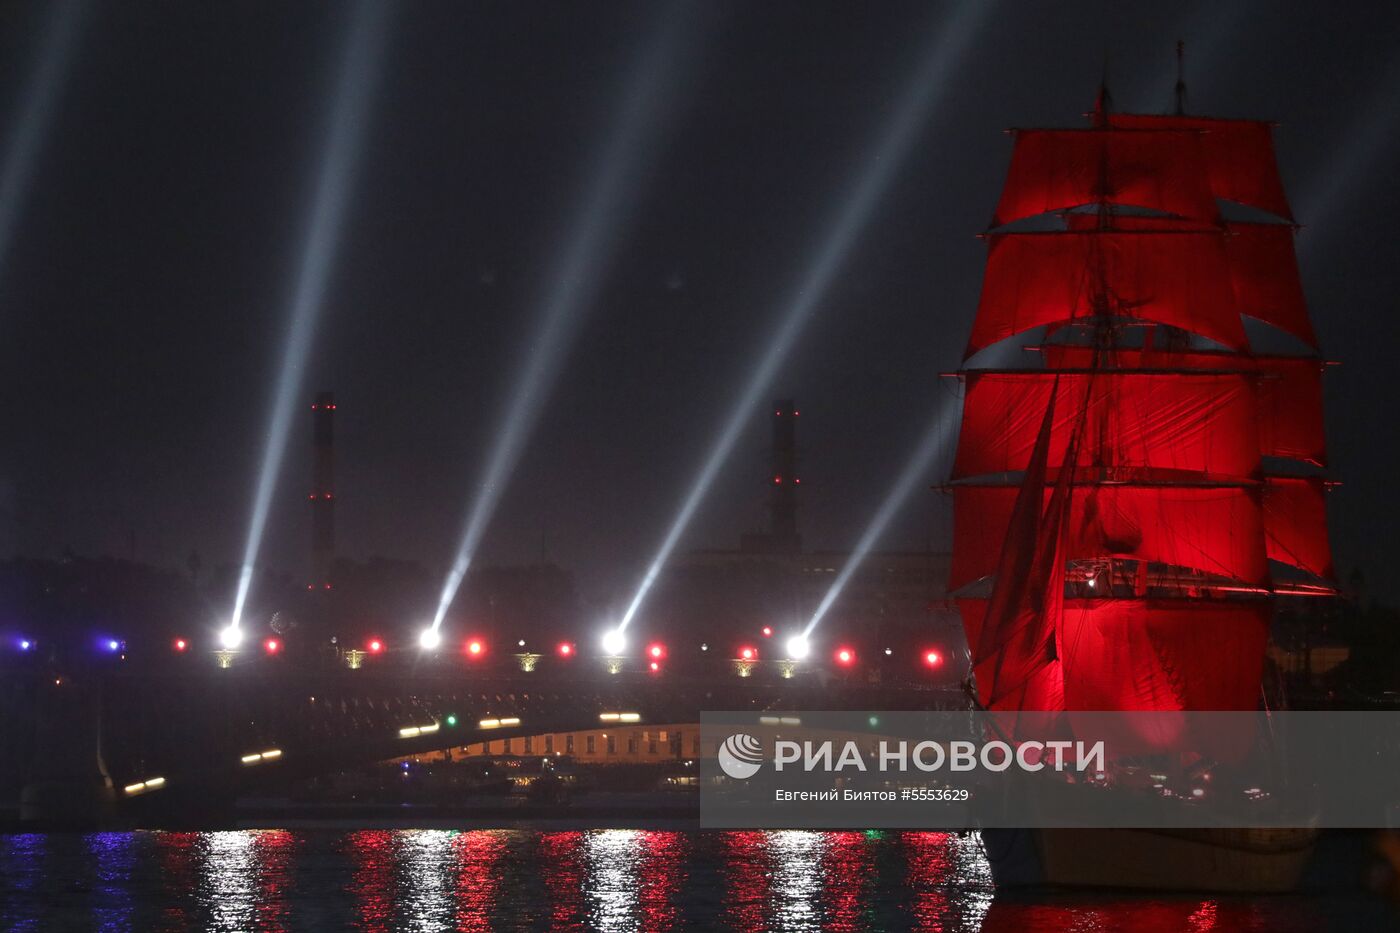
[429,2,700,632]
[228,0,389,632]
[616,0,992,634]
[18,638,32,652]
[101,638,121,653]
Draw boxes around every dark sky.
[1,0,1398,605]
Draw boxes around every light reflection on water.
[0,829,1389,931]
[585,828,642,930]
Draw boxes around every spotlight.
[739,646,757,661]
[464,638,485,658]
[263,638,281,655]
[924,649,943,668]
[834,646,856,667]
[418,627,442,651]
[367,638,384,654]
[173,638,188,653]
[785,635,810,661]
[557,642,575,658]
[601,629,626,656]
[219,625,243,650]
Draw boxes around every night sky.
[1,1,1398,606]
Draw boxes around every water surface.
[0,829,1391,931]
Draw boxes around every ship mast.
[949,91,1334,718]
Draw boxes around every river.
[0,829,1394,931]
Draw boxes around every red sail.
[966,379,1071,712]
[1106,114,1294,221]
[1058,599,1270,711]
[1224,222,1316,346]
[992,129,1217,227]
[1063,217,1316,346]
[953,371,1259,481]
[1038,345,1327,467]
[951,483,1268,592]
[1256,358,1327,466]
[965,231,1248,358]
[1263,476,1334,579]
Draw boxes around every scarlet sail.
[952,100,1332,717]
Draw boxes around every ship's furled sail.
[952,97,1332,717]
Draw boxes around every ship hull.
[983,826,1318,893]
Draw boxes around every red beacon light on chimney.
[367,638,384,654]
[173,637,188,653]
[557,641,575,658]
[263,638,281,655]
[739,646,757,661]
[647,642,666,660]
[923,648,944,669]
[464,638,486,658]
[834,646,856,667]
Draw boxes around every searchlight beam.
[0,0,86,283]
[803,397,958,637]
[616,1,992,634]
[427,3,698,635]
[227,0,389,636]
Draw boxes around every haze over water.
[0,829,1390,931]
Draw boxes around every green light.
[445,714,458,727]
[868,716,880,728]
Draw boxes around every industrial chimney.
[741,398,803,554]
[310,391,335,590]
[768,398,801,551]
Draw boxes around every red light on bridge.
[739,646,757,661]
[464,638,486,658]
[923,648,943,668]
[367,638,384,654]
[772,475,782,485]
[264,638,281,655]
[557,642,575,657]
[834,646,856,666]
[761,626,772,637]
[173,637,188,652]
[647,642,666,660]
[649,661,660,672]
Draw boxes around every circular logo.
[717,733,764,780]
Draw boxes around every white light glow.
[418,627,442,651]
[601,628,626,656]
[785,635,810,661]
[218,625,243,650]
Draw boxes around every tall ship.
[949,83,1333,891]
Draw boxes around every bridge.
[1,653,966,825]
